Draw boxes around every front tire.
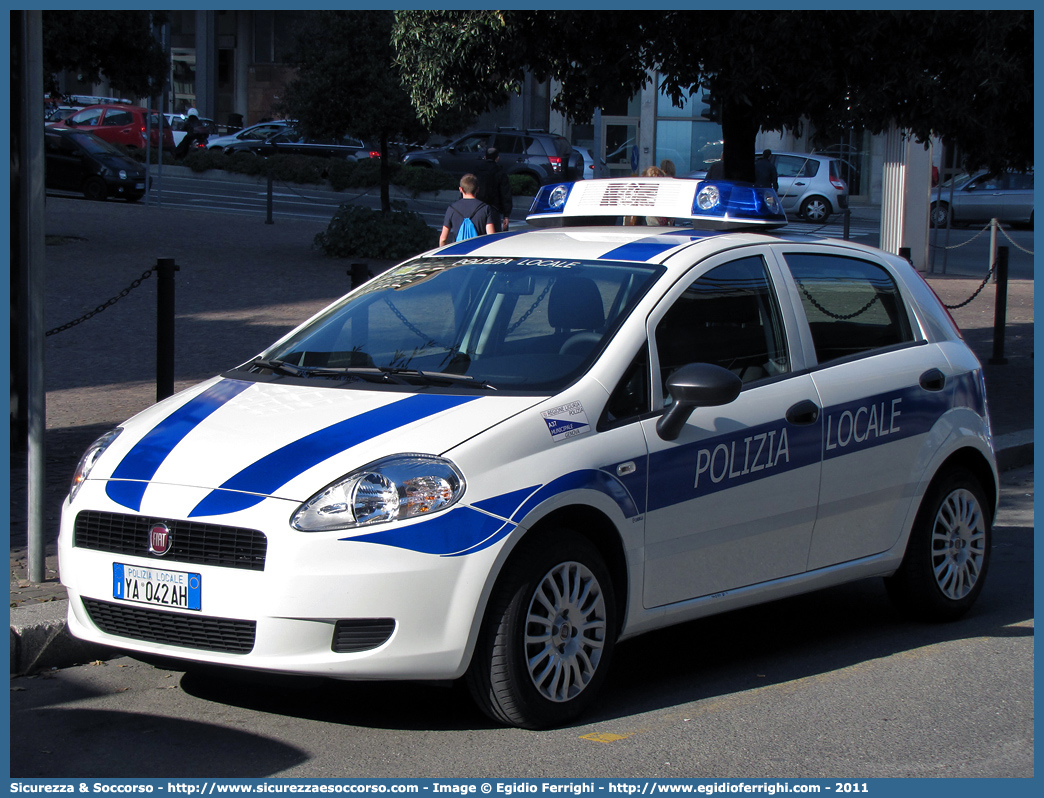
[466,531,617,729]
[82,177,107,201]
[885,468,991,622]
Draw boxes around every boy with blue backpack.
[438,173,498,246]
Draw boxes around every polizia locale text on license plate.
[113,563,201,610]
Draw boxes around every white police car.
[59,178,996,729]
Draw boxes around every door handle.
[919,368,946,392]
[786,399,820,425]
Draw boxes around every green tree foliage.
[280,10,426,213]
[394,10,1032,179]
[42,11,169,100]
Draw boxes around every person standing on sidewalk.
[438,174,498,246]
[754,149,779,191]
[474,147,513,231]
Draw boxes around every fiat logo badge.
[149,523,172,556]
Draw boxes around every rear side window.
[775,155,819,178]
[783,253,914,365]
[1009,172,1033,190]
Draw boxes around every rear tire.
[929,202,951,228]
[466,531,617,729]
[885,468,991,622]
[799,195,832,223]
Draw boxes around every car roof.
[432,224,879,268]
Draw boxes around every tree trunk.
[720,95,757,184]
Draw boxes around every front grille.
[83,598,256,654]
[75,511,267,571]
[332,619,396,653]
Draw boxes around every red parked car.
[50,104,175,153]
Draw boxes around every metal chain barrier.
[383,296,454,351]
[506,278,556,335]
[796,281,879,320]
[928,220,992,250]
[998,223,1034,255]
[45,269,155,336]
[942,266,995,310]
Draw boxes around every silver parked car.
[930,170,1034,228]
[771,151,849,223]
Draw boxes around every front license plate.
[134,182,145,190]
[113,563,201,611]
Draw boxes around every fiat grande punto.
[59,178,997,729]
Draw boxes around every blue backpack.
[455,208,481,241]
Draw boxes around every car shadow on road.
[171,522,1031,733]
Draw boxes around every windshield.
[246,256,662,393]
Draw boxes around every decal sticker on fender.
[542,401,591,441]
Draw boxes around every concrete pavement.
[10,184,1033,674]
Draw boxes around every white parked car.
[60,177,996,729]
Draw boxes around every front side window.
[655,256,789,392]
[783,253,914,364]
[102,110,133,127]
[70,108,104,126]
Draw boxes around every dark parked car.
[403,128,583,185]
[930,170,1034,228]
[45,128,149,201]
[50,104,175,152]
[223,127,381,161]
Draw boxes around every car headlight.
[291,454,465,532]
[70,428,122,502]
[118,169,128,180]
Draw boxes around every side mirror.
[656,363,742,441]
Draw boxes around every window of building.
[654,76,722,176]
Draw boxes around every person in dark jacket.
[754,149,779,191]
[473,147,513,231]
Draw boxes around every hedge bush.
[393,165,459,194]
[315,200,439,260]
[509,174,539,197]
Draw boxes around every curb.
[10,432,1031,677]
[9,598,114,675]
[996,429,1033,472]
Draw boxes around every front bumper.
[59,485,502,680]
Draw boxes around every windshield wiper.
[249,358,307,377]
[246,360,494,389]
[379,368,496,390]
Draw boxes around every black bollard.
[156,258,180,401]
[989,247,1009,365]
[266,171,274,224]
[350,262,369,288]
[843,208,851,241]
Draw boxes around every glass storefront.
[654,79,722,176]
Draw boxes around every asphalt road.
[9,466,1033,779]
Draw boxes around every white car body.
[59,177,997,728]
